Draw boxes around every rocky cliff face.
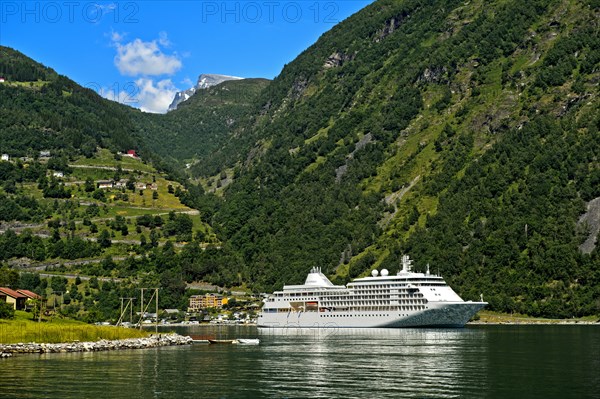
[167,74,244,111]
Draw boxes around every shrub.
[0,301,15,319]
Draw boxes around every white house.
[97,180,114,189]
[1,154,9,161]
[0,77,5,83]
[52,171,64,178]
[114,179,128,189]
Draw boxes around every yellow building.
[188,294,228,311]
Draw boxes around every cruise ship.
[257,255,487,328]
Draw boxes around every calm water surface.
[2,325,599,398]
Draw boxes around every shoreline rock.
[0,333,192,357]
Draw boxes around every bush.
[0,301,15,319]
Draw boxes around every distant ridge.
[168,74,244,111]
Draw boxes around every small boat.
[236,338,260,345]
[208,339,238,344]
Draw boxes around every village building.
[52,171,64,178]
[123,150,138,159]
[188,294,228,312]
[135,182,147,190]
[39,150,51,158]
[1,154,9,161]
[0,77,5,83]
[114,179,129,189]
[17,290,42,301]
[97,180,114,189]
[149,183,158,190]
[0,287,27,310]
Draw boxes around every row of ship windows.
[270,296,426,302]
[277,292,427,297]
[322,301,427,306]
[279,291,423,301]
[349,282,444,288]
[273,286,443,298]
[321,314,391,318]
[263,305,427,313]
[319,293,426,299]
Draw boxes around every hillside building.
[0,287,27,310]
[188,294,228,311]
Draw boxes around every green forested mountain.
[166,0,600,317]
[133,78,270,167]
[0,46,138,157]
[1,0,599,320]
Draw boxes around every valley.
[0,0,599,322]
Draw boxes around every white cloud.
[107,32,183,113]
[158,31,171,47]
[110,30,126,42]
[99,78,177,114]
[113,34,182,76]
[132,78,179,114]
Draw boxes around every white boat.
[236,338,260,345]
[257,255,487,328]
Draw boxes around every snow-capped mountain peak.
[168,74,244,111]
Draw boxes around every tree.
[140,234,147,249]
[50,275,67,293]
[84,177,95,192]
[0,265,19,287]
[98,229,111,248]
[150,229,160,247]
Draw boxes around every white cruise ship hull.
[257,301,487,329]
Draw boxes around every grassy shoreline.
[470,310,600,325]
[0,311,149,344]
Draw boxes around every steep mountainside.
[174,0,599,317]
[134,78,270,166]
[0,46,139,157]
[1,0,598,319]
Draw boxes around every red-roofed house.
[125,150,138,159]
[0,287,27,310]
[17,289,42,301]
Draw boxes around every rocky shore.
[469,319,600,325]
[0,333,192,358]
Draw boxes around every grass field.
[71,148,155,173]
[474,310,599,324]
[0,311,149,344]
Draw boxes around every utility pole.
[116,297,135,327]
[138,288,159,332]
[139,288,144,330]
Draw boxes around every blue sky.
[1,1,373,112]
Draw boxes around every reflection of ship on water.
[256,326,489,398]
[258,255,487,328]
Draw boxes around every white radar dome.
[371,270,379,277]
[381,269,389,276]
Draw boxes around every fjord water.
[2,325,598,398]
